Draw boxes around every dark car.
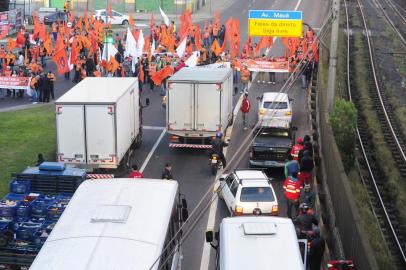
[43,12,67,25]
[249,126,296,168]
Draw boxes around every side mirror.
[206,231,214,243]
[291,126,298,131]
[145,98,150,106]
[182,208,189,221]
[289,98,294,102]
[181,198,187,209]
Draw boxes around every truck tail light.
[168,82,173,89]
[259,108,266,116]
[169,135,179,142]
[109,154,116,163]
[234,206,243,216]
[107,106,114,114]
[167,124,172,130]
[58,155,64,162]
[216,83,222,91]
[56,106,62,114]
[271,205,278,215]
[285,111,292,116]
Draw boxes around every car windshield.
[240,187,275,202]
[257,128,290,138]
[263,101,288,109]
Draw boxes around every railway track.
[344,0,406,267]
[374,0,406,46]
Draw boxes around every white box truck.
[55,77,148,170]
[166,67,233,148]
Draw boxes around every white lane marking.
[199,0,304,268]
[139,129,166,173]
[143,125,166,130]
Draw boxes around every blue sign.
[249,10,302,20]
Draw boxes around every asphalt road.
[131,0,329,269]
[0,0,329,268]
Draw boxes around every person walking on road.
[162,163,174,180]
[47,71,56,100]
[283,171,302,219]
[128,165,144,178]
[299,184,316,210]
[240,93,251,130]
[290,137,304,161]
[240,65,250,93]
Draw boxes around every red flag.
[151,65,173,86]
[52,48,69,75]
[16,32,25,46]
[70,42,78,65]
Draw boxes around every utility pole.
[326,0,341,112]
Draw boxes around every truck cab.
[249,120,296,168]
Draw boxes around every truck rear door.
[56,105,86,163]
[196,83,221,131]
[85,105,116,165]
[167,83,194,131]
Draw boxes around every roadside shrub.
[330,99,357,172]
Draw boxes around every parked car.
[43,11,67,25]
[93,9,129,25]
[219,170,278,216]
[258,92,292,126]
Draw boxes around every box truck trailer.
[55,77,148,170]
[166,67,233,148]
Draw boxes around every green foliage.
[330,98,357,172]
[0,105,56,196]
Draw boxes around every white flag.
[176,37,187,58]
[102,43,118,61]
[136,29,144,58]
[125,27,137,58]
[159,6,170,26]
[185,51,199,67]
[151,39,156,56]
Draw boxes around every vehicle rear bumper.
[249,159,286,168]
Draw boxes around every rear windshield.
[263,101,288,109]
[240,187,275,202]
[257,128,291,138]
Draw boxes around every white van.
[206,216,307,270]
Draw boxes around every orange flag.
[168,34,175,53]
[79,35,91,49]
[52,48,69,75]
[54,33,64,53]
[211,39,222,56]
[151,65,173,86]
[77,18,83,31]
[129,15,135,30]
[7,38,17,51]
[69,10,75,22]
[44,37,52,55]
[39,23,47,41]
[70,43,78,65]
[109,56,120,73]
[254,37,268,54]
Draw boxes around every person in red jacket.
[240,93,251,130]
[290,137,304,161]
[128,165,144,178]
[283,171,302,218]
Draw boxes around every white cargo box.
[55,77,141,169]
[166,67,233,147]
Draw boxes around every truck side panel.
[116,85,138,163]
[220,74,233,131]
[85,105,116,166]
[56,105,86,163]
[167,83,194,131]
[195,83,221,132]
